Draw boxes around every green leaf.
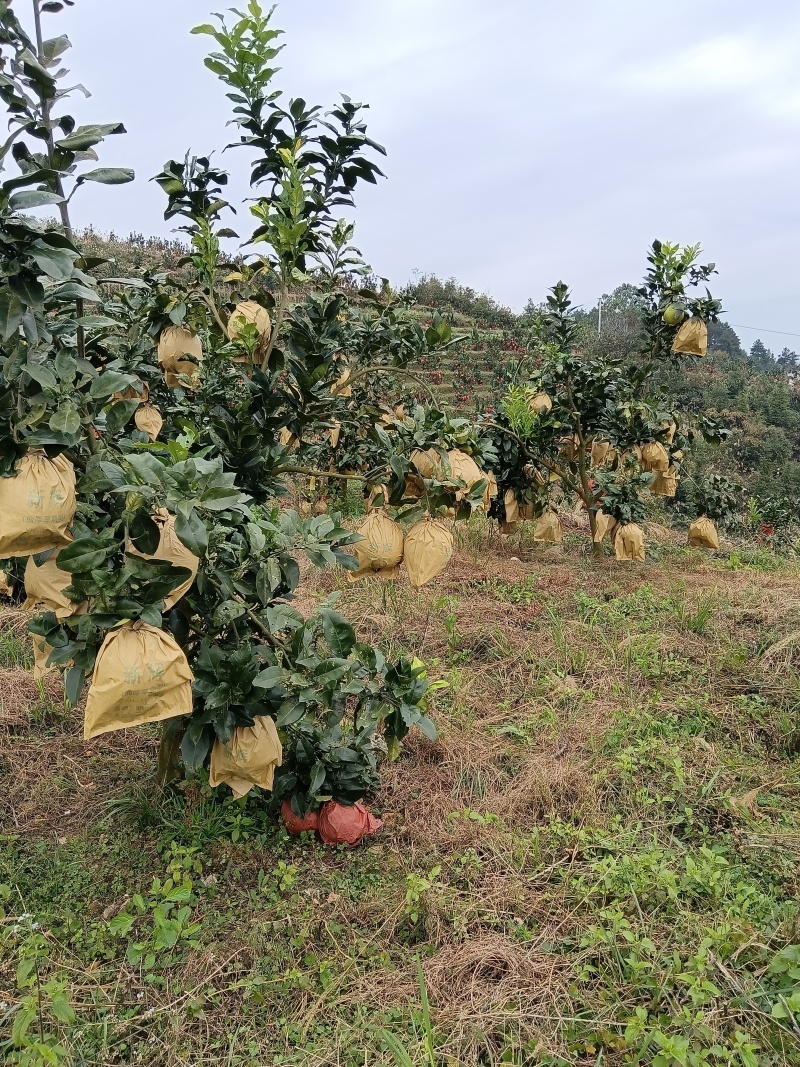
[105,399,139,433]
[181,726,211,773]
[276,701,308,727]
[129,510,160,554]
[57,536,108,573]
[49,280,99,302]
[199,486,241,511]
[253,665,282,689]
[90,370,135,399]
[64,665,84,706]
[54,351,77,382]
[309,761,326,795]
[56,122,126,152]
[24,361,57,389]
[77,167,135,186]
[320,608,355,657]
[417,715,437,741]
[49,402,81,436]
[175,507,208,557]
[9,273,45,308]
[8,189,64,210]
[108,912,136,936]
[31,242,76,280]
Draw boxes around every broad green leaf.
[58,536,108,573]
[276,701,308,727]
[56,122,126,152]
[31,242,77,279]
[108,912,136,936]
[320,608,355,657]
[253,665,282,689]
[24,361,57,389]
[175,507,208,557]
[90,370,135,399]
[9,189,64,210]
[129,510,160,554]
[77,167,135,185]
[105,399,139,433]
[64,665,85,706]
[49,403,81,436]
[49,280,99,302]
[9,273,45,308]
[417,715,437,741]
[181,726,211,773]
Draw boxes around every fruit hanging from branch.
[485,243,732,560]
[0,1,480,825]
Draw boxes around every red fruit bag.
[318,801,383,847]
[281,799,320,836]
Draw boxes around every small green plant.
[107,845,204,974]
[379,957,437,1067]
[403,865,442,927]
[3,920,74,1067]
[672,588,717,635]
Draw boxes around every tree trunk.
[587,508,603,558]
[156,722,185,787]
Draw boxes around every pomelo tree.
[487,242,738,557]
[0,0,485,820]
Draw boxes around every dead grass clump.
[423,934,557,1012]
[380,730,509,849]
[760,630,800,673]
[485,752,598,824]
[0,667,60,725]
[0,607,29,634]
[645,521,681,543]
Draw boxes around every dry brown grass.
[3,520,800,1065]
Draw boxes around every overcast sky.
[17,0,800,346]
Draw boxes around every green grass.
[2,523,800,1065]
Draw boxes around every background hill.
[80,229,800,510]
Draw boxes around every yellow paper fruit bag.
[348,510,404,580]
[591,440,611,466]
[333,365,353,397]
[593,510,617,544]
[640,442,670,473]
[32,634,56,681]
[674,317,712,356]
[672,318,708,357]
[504,487,520,524]
[447,450,483,500]
[410,448,441,479]
[403,519,454,588]
[0,452,76,559]
[688,516,719,550]
[84,622,194,739]
[651,466,679,497]
[112,380,148,405]
[533,511,563,543]
[128,509,199,610]
[614,523,646,562]
[227,300,271,340]
[158,326,203,387]
[482,471,498,511]
[529,392,553,414]
[209,716,283,799]
[24,549,86,620]
[135,404,163,442]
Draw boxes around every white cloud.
[16,0,800,334]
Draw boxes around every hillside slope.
[2,518,799,1065]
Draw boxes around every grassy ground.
[2,517,800,1066]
